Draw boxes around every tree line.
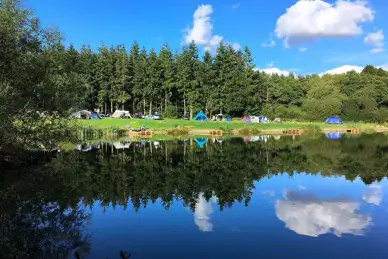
[2,0,388,125]
[66,41,388,122]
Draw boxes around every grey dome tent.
[194,110,208,121]
[69,110,101,120]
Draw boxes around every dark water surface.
[2,134,388,258]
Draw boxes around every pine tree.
[79,45,98,110]
[159,43,176,112]
[199,51,215,117]
[128,41,140,113]
[112,45,130,110]
[96,44,113,113]
[146,48,162,114]
[133,47,148,114]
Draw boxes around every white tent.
[112,110,132,119]
[113,141,131,149]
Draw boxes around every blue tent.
[194,110,208,121]
[90,112,101,120]
[326,132,343,140]
[194,137,208,148]
[226,116,232,121]
[326,116,343,124]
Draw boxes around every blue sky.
[25,0,388,75]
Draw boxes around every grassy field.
[76,118,380,131]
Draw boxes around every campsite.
[3,1,388,259]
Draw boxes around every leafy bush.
[163,105,178,119]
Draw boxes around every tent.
[326,116,343,124]
[194,110,208,121]
[258,116,270,123]
[242,115,251,122]
[90,112,100,120]
[70,110,100,120]
[113,141,131,149]
[194,137,208,148]
[226,116,232,121]
[326,132,343,140]
[251,116,260,123]
[112,110,132,119]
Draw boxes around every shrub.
[163,105,178,119]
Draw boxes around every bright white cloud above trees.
[275,0,374,47]
[184,5,239,53]
[364,30,385,53]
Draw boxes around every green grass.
[75,118,379,131]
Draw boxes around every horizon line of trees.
[2,0,388,130]
[64,42,388,122]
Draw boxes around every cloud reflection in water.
[275,190,371,237]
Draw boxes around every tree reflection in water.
[1,134,388,257]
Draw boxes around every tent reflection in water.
[326,116,343,124]
[194,110,208,121]
[326,132,343,140]
[194,138,208,148]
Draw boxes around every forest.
[2,0,388,158]
[48,39,388,122]
[2,0,388,126]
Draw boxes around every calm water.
[2,134,388,258]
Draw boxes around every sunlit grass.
[75,118,379,131]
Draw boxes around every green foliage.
[163,105,178,118]
[0,0,81,156]
[2,0,388,160]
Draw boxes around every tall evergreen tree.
[159,43,176,112]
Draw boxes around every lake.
[1,134,388,258]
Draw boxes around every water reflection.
[275,190,371,237]
[194,193,217,232]
[363,184,383,206]
[2,133,388,258]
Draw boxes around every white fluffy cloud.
[364,30,385,53]
[275,190,372,237]
[256,62,291,76]
[261,40,276,48]
[184,5,238,53]
[258,66,291,76]
[275,0,374,47]
[194,193,217,232]
[363,184,383,206]
[320,65,364,76]
[378,64,388,70]
[319,64,388,76]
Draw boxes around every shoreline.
[76,119,388,138]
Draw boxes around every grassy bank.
[76,118,381,132]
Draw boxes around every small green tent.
[194,110,208,121]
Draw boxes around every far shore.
[75,118,388,136]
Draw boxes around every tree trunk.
[122,103,124,110]
[149,100,152,115]
[190,105,193,120]
[183,96,187,117]
[143,98,146,115]
[110,101,113,113]
[132,101,135,114]
[165,91,168,112]
[104,102,107,114]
